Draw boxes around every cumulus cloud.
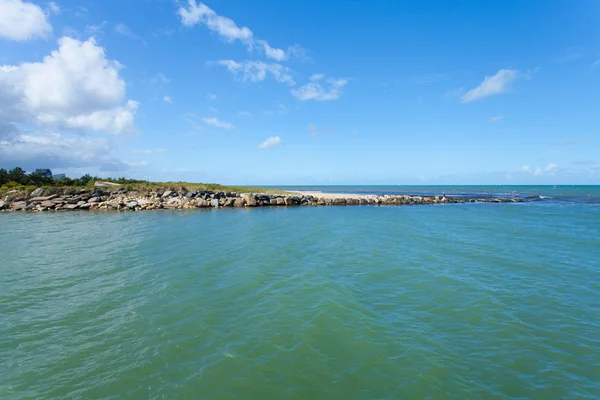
[0,36,138,134]
[490,115,504,123]
[48,2,60,13]
[0,0,53,41]
[291,74,348,101]
[258,136,282,149]
[461,69,522,103]
[202,117,234,129]
[0,35,138,170]
[178,0,298,61]
[217,60,295,85]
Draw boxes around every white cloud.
[521,163,559,176]
[151,72,170,85]
[178,0,292,61]
[490,115,503,123]
[132,148,167,155]
[84,21,107,35]
[209,106,218,113]
[202,117,234,129]
[237,110,253,117]
[291,75,348,101]
[0,0,53,41]
[0,129,114,170]
[217,60,295,85]
[207,92,217,100]
[163,95,173,103]
[258,40,286,61]
[461,69,522,103]
[114,23,146,44]
[258,136,281,149]
[0,36,138,135]
[48,2,60,13]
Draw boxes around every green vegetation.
[0,167,287,195]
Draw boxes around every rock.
[211,199,220,207]
[64,188,78,195]
[186,191,197,199]
[11,201,27,211]
[88,197,101,203]
[30,188,46,197]
[243,194,257,207]
[126,201,139,209]
[276,197,286,206]
[63,204,79,210]
[233,198,245,208]
[161,190,173,198]
[40,201,55,208]
[223,198,235,207]
[79,203,92,209]
[30,195,57,202]
[0,200,5,210]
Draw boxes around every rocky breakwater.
[0,187,530,213]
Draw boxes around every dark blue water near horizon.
[268,185,600,204]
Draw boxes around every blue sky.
[0,0,599,184]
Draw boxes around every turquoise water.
[1,197,600,398]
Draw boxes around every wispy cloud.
[132,148,168,155]
[291,74,348,101]
[307,123,319,135]
[178,1,302,61]
[490,115,503,123]
[259,136,282,149]
[85,21,107,35]
[460,69,523,103]
[520,163,558,176]
[151,72,170,85]
[203,117,234,129]
[206,93,217,100]
[237,110,253,117]
[114,23,146,44]
[48,2,60,14]
[216,60,295,85]
[163,96,173,103]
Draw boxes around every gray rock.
[0,200,5,210]
[30,194,57,202]
[64,188,78,195]
[126,201,139,209]
[30,188,46,197]
[161,190,173,198]
[40,201,55,208]
[211,198,220,207]
[63,204,79,210]
[11,201,27,211]
[79,203,92,209]
[88,197,101,203]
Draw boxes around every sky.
[0,0,599,185]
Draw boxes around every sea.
[1,185,599,399]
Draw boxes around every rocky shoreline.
[0,187,532,212]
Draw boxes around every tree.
[0,168,7,186]
[8,167,27,185]
[79,174,93,186]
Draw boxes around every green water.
[1,203,599,399]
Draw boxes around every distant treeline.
[0,167,147,188]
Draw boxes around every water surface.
[1,201,599,399]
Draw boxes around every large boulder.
[243,194,257,207]
[11,201,27,211]
[30,188,46,197]
[161,190,174,198]
[126,201,139,209]
[0,200,5,210]
[233,198,246,208]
